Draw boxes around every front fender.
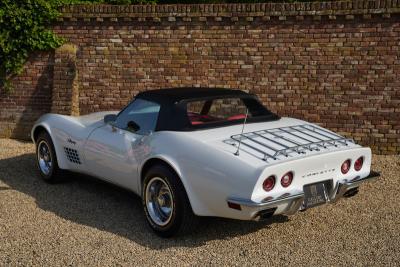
[31,113,103,170]
[31,115,70,169]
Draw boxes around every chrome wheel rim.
[37,141,52,175]
[145,177,173,226]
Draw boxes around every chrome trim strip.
[228,192,304,208]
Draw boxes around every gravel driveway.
[0,138,399,266]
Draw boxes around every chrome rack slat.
[295,125,340,147]
[252,132,295,157]
[302,124,343,139]
[289,126,332,148]
[299,125,351,146]
[278,128,323,151]
[256,131,309,156]
[244,133,281,154]
[302,124,350,141]
[231,136,276,160]
[236,139,270,158]
[253,132,290,149]
[263,130,307,153]
[242,133,286,159]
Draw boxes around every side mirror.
[104,114,117,124]
[127,120,140,132]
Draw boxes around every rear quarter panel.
[141,131,262,218]
[145,131,372,219]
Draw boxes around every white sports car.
[31,88,379,237]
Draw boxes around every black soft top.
[137,87,249,104]
[135,88,280,131]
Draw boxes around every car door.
[83,99,160,194]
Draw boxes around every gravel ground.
[0,138,399,266]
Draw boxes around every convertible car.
[31,88,379,237]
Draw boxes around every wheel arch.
[31,123,69,169]
[140,157,183,188]
[140,156,197,214]
[32,125,49,143]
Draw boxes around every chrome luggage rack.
[225,124,354,162]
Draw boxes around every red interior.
[227,114,246,120]
[188,112,246,125]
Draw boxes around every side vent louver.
[64,147,81,164]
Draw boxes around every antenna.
[234,109,249,156]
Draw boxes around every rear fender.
[142,132,261,218]
[139,154,208,216]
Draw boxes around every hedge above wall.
[63,0,333,4]
[60,0,400,19]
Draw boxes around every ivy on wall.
[0,0,64,91]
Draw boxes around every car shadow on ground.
[0,153,289,249]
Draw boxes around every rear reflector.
[227,202,241,210]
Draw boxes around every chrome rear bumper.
[227,170,380,221]
[329,170,380,203]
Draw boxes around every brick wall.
[0,52,54,139]
[51,44,80,116]
[1,0,399,154]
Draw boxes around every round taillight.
[263,176,275,192]
[354,157,364,171]
[341,159,351,174]
[281,171,293,187]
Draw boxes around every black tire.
[142,164,198,237]
[35,131,62,183]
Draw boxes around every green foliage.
[0,0,64,91]
[158,0,317,3]
[63,0,311,4]
[62,0,157,4]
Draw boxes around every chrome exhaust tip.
[254,208,277,221]
[343,187,359,198]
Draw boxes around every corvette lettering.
[302,168,335,178]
